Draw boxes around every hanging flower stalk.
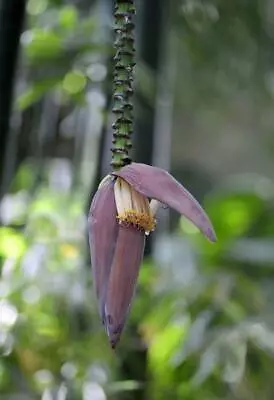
[111,0,135,170]
[88,0,216,349]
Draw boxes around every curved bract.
[88,163,216,348]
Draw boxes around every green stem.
[111,0,135,170]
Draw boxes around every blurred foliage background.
[1,0,274,399]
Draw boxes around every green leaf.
[62,70,87,94]
[0,361,10,390]
[17,78,60,109]
[207,193,264,240]
[25,29,62,61]
[11,162,37,192]
[27,0,48,16]
[149,320,190,380]
[0,228,26,259]
[59,6,78,30]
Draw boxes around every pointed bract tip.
[207,227,217,243]
[110,335,120,350]
[104,313,122,349]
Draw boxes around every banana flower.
[88,162,216,348]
